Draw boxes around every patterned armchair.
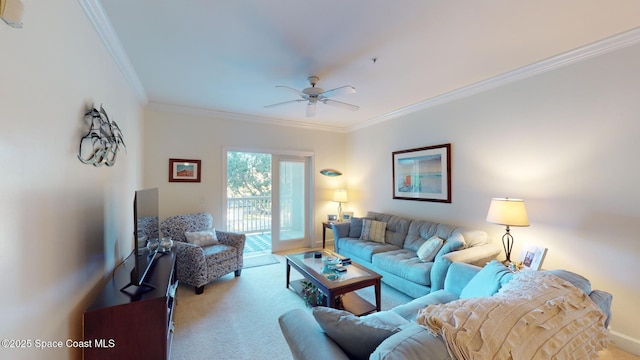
[160,212,245,294]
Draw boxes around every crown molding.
[146,102,349,133]
[79,1,639,134]
[349,26,640,132]
[78,0,148,104]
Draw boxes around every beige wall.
[0,1,143,359]
[346,42,640,353]
[142,108,347,246]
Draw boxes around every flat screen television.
[121,188,160,294]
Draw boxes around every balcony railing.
[227,195,299,233]
[227,196,272,233]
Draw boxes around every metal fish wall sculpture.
[77,105,126,167]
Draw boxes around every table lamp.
[486,197,529,263]
[332,189,348,221]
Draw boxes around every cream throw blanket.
[416,271,609,360]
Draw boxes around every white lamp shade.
[486,198,529,227]
[332,189,348,203]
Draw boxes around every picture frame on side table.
[342,212,353,222]
[327,214,338,223]
[169,158,201,183]
[392,143,451,203]
[519,243,547,271]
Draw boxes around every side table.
[322,222,334,248]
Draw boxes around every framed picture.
[519,243,548,271]
[342,212,353,221]
[392,143,451,202]
[327,214,338,223]
[169,158,201,183]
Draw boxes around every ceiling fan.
[265,76,359,117]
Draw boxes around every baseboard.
[610,330,640,356]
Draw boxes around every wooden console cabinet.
[83,251,177,360]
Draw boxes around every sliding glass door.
[226,151,310,253]
[271,155,309,251]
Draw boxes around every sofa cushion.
[373,249,434,286]
[391,289,460,321]
[185,230,219,247]
[459,260,513,299]
[202,244,237,263]
[404,220,458,252]
[434,232,466,259]
[361,219,387,243]
[340,238,400,263]
[361,310,410,328]
[370,323,450,360]
[312,307,400,360]
[416,236,443,262]
[348,217,369,238]
[366,212,411,248]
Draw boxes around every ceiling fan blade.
[320,85,356,98]
[275,85,307,98]
[322,98,360,111]
[264,99,305,108]
[306,101,317,117]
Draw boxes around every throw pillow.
[459,260,514,299]
[360,219,387,243]
[184,230,219,247]
[348,217,368,238]
[416,235,444,262]
[312,307,400,360]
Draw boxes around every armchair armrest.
[173,241,208,287]
[216,230,246,265]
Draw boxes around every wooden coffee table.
[286,250,382,316]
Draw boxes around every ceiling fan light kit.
[265,76,359,117]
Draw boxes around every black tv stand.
[120,257,159,296]
[119,279,156,296]
[84,251,177,359]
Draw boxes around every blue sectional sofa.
[279,261,613,360]
[331,211,501,298]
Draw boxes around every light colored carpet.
[243,254,280,269]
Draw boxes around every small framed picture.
[519,243,548,271]
[342,212,353,221]
[169,158,201,183]
[327,214,338,223]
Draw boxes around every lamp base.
[502,226,514,263]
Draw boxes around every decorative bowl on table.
[322,256,341,266]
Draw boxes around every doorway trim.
[222,146,315,250]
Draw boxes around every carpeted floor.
[243,253,280,269]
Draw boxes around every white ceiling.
[95,0,640,131]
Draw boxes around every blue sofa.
[332,211,501,298]
[279,262,613,360]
